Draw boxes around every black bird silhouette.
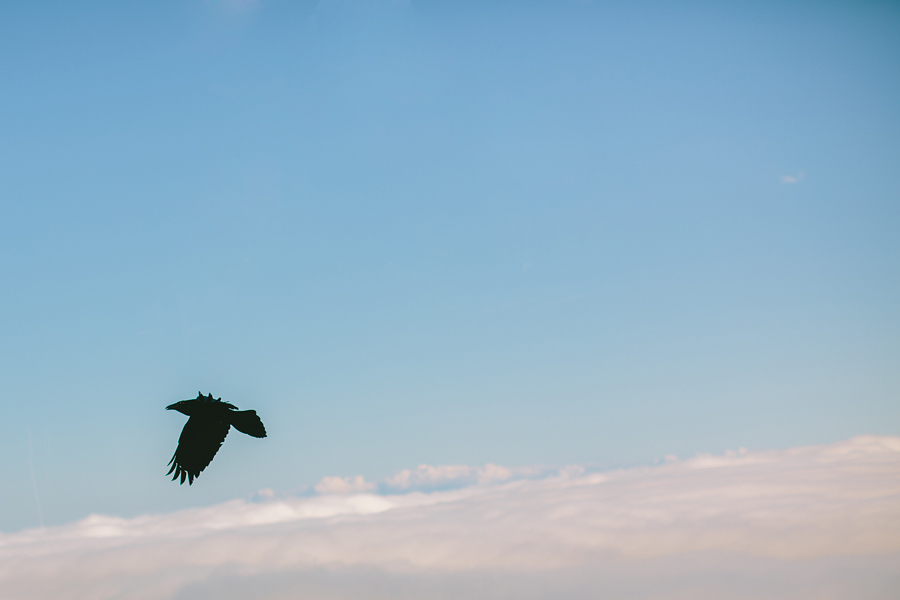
[166,392,266,485]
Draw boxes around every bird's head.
[166,400,194,415]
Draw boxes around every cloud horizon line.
[2,435,898,600]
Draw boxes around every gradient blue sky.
[1,0,898,533]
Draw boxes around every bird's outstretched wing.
[230,409,267,438]
[167,416,230,485]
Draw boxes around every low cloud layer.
[1,436,898,599]
[316,462,555,495]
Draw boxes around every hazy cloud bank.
[1,436,898,599]
[314,461,555,495]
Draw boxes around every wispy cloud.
[312,461,559,495]
[314,474,376,494]
[1,436,898,599]
[781,170,806,184]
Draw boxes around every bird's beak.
[166,403,178,410]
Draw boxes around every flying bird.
[166,392,267,485]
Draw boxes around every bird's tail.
[230,410,267,438]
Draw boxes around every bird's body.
[166,392,266,485]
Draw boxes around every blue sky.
[1,0,898,533]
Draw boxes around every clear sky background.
[1,0,898,534]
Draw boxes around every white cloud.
[781,171,805,184]
[380,462,517,491]
[314,475,377,494]
[1,436,898,599]
[315,461,556,495]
